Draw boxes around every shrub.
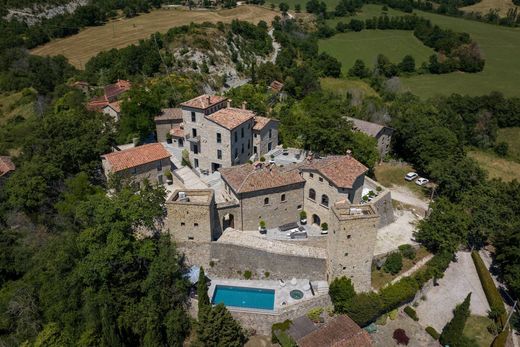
[376,185,382,192]
[244,270,252,279]
[399,244,416,260]
[491,328,509,347]
[271,320,292,343]
[260,156,266,162]
[425,326,440,340]
[209,260,215,267]
[321,223,328,231]
[404,306,419,321]
[164,170,173,179]
[264,271,270,278]
[344,293,383,326]
[380,277,419,309]
[259,220,266,229]
[383,252,403,274]
[494,142,508,156]
[307,307,323,322]
[471,251,507,326]
[389,309,398,320]
[393,329,410,345]
[300,210,307,219]
[329,276,356,311]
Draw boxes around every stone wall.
[155,119,181,142]
[103,157,172,185]
[254,121,278,157]
[177,241,212,268]
[188,294,332,335]
[239,183,304,231]
[209,243,327,281]
[364,177,395,228]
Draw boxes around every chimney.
[227,99,232,108]
[346,149,352,158]
[206,95,211,107]
[242,101,248,110]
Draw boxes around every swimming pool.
[211,285,275,310]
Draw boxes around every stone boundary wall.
[365,176,395,228]
[189,294,332,335]
[209,243,327,281]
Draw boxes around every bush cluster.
[383,252,403,274]
[425,326,440,340]
[404,306,419,321]
[399,244,416,260]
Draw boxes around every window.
[181,222,185,226]
[247,141,250,149]
[347,235,351,239]
[234,132,238,143]
[254,133,258,138]
[131,167,137,175]
[241,143,244,153]
[319,177,323,182]
[297,204,302,210]
[344,252,349,256]
[191,111,196,122]
[194,223,198,227]
[310,173,314,178]
[193,144,199,154]
[321,194,329,207]
[188,236,194,240]
[309,189,316,200]
[241,127,244,138]
[268,142,272,151]
[192,128,197,137]
[157,161,162,171]
[281,194,286,202]
[194,158,199,168]
[216,133,221,143]
[217,149,222,159]
[269,129,272,138]
[264,197,269,205]
[234,148,238,159]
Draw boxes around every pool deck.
[208,278,325,313]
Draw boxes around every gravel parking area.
[374,210,420,256]
[415,251,490,331]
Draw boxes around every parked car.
[415,177,429,186]
[405,172,418,181]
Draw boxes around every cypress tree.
[440,293,472,347]
[197,267,210,320]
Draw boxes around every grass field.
[462,0,519,16]
[31,5,278,68]
[320,77,379,97]
[374,162,428,196]
[497,127,520,162]
[468,149,520,181]
[266,0,340,9]
[463,315,495,347]
[321,4,520,98]
[0,91,35,125]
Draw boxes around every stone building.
[87,79,131,112]
[154,108,183,142]
[167,94,279,173]
[101,143,172,185]
[102,101,121,122]
[347,117,394,158]
[0,156,15,186]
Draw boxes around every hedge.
[491,328,509,347]
[425,326,440,340]
[471,251,507,326]
[404,306,419,321]
[271,320,292,344]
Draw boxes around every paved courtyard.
[415,251,490,332]
[371,310,438,347]
[374,210,421,256]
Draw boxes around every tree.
[348,19,364,32]
[295,4,301,12]
[196,304,247,347]
[398,55,416,73]
[197,267,210,319]
[329,276,356,311]
[440,293,473,347]
[383,252,403,275]
[348,59,369,78]
[279,2,289,14]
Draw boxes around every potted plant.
[166,132,173,144]
[320,223,328,235]
[165,170,173,185]
[300,210,307,225]
[259,220,267,234]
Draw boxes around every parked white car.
[404,172,418,181]
[415,177,429,186]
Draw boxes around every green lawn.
[320,77,379,97]
[320,4,520,98]
[468,148,520,182]
[463,315,495,347]
[265,0,340,9]
[497,127,520,163]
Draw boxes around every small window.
[181,222,185,226]
[309,173,314,178]
[217,149,222,159]
[254,133,258,138]
[321,194,329,207]
[344,252,348,256]
[188,236,194,240]
[241,127,244,138]
[217,133,222,143]
[131,167,137,174]
[347,235,351,239]
[309,189,316,200]
[192,128,197,137]
[319,177,323,182]
[297,205,302,210]
[241,143,244,154]
[194,158,199,168]
[234,132,238,143]
[264,197,269,205]
[157,161,162,171]
[191,112,196,122]
[281,194,286,202]
[234,148,238,159]
[269,129,272,139]
[193,144,199,154]
[194,223,198,227]
[247,141,250,149]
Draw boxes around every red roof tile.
[169,125,185,138]
[300,155,368,189]
[220,163,305,193]
[0,156,15,177]
[104,79,131,100]
[180,94,227,109]
[253,116,276,131]
[154,108,183,121]
[298,315,372,347]
[104,101,121,113]
[102,143,170,172]
[269,80,284,92]
[206,107,254,130]
[87,95,109,111]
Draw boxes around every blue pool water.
[211,285,275,310]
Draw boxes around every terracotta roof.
[87,95,109,111]
[347,117,390,138]
[180,94,227,109]
[155,108,183,121]
[104,101,121,113]
[220,163,305,194]
[0,156,15,177]
[269,80,284,92]
[300,155,368,189]
[104,79,131,100]
[102,143,170,173]
[298,315,372,347]
[253,116,276,131]
[169,125,185,138]
[206,107,254,130]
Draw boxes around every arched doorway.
[312,214,321,226]
[222,214,234,230]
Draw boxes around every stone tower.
[327,203,379,292]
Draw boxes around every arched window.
[281,194,286,202]
[309,189,316,200]
[264,197,269,205]
[321,194,329,207]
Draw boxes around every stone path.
[388,185,429,212]
[390,254,434,286]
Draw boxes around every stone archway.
[312,214,321,226]
[222,213,234,230]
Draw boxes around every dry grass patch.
[320,77,379,98]
[462,315,495,347]
[468,149,520,182]
[31,5,277,68]
[497,127,520,163]
[374,162,428,196]
[462,0,519,16]
[0,91,35,125]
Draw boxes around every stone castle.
[160,94,394,292]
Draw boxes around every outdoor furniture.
[279,279,286,287]
[289,230,308,239]
[290,277,297,286]
[279,222,299,232]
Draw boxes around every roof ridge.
[236,165,257,193]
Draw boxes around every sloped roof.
[269,80,284,92]
[253,116,277,131]
[220,163,305,194]
[300,155,368,189]
[206,107,254,130]
[347,117,389,138]
[104,79,131,100]
[155,108,183,121]
[298,315,372,347]
[87,95,109,111]
[180,94,227,109]
[102,143,170,172]
[169,125,185,138]
[0,156,15,177]
[104,101,121,113]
